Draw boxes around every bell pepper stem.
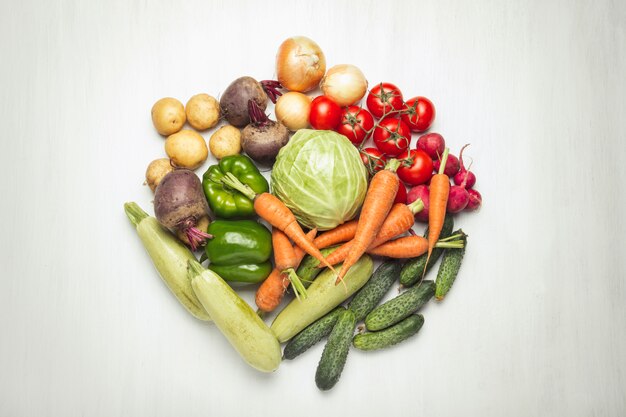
[124,202,148,227]
[285,268,307,301]
[220,172,258,201]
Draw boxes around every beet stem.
[260,80,283,103]
[248,99,270,126]
[185,227,212,251]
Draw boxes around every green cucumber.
[353,314,424,351]
[365,280,435,331]
[297,246,340,288]
[435,229,467,300]
[399,215,454,287]
[283,307,345,360]
[315,309,356,391]
[348,260,401,322]
[271,255,373,343]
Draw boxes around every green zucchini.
[297,246,340,288]
[399,215,454,287]
[124,202,210,321]
[365,280,435,331]
[283,307,345,360]
[353,314,424,351]
[435,229,467,300]
[271,255,373,343]
[188,260,281,373]
[315,309,356,391]
[348,260,401,322]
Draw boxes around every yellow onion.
[320,64,368,107]
[276,36,326,92]
[275,92,311,131]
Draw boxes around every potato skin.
[185,94,220,131]
[154,170,209,231]
[220,77,268,127]
[241,122,290,166]
[209,125,241,159]
[151,97,186,136]
[145,158,174,192]
[165,129,208,170]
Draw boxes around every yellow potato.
[151,97,186,136]
[165,130,208,170]
[145,158,174,192]
[209,125,241,159]
[185,94,220,131]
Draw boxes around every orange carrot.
[367,236,428,258]
[255,229,317,313]
[324,200,423,266]
[367,233,465,258]
[220,172,336,273]
[425,148,451,274]
[313,220,358,249]
[336,159,401,283]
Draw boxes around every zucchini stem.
[187,259,205,280]
[221,172,258,201]
[124,202,148,227]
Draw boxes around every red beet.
[447,185,470,213]
[465,189,482,211]
[416,133,445,160]
[154,169,211,250]
[433,154,460,177]
[407,185,430,222]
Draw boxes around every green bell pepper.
[204,220,272,284]
[202,155,269,219]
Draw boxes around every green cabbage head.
[271,129,368,230]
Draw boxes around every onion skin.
[275,92,311,131]
[276,36,326,92]
[321,64,368,107]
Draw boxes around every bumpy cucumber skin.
[399,216,454,287]
[297,246,340,289]
[283,307,345,360]
[348,260,401,322]
[435,229,467,300]
[365,280,435,331]
[353,314,424,351]
[315,309,356,391]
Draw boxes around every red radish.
[465,189,482,211]
[394,181,407,204]
[417,133,445,160]
[433,154,460,177]
[407,185,430,222]
[453,144,476,189]
[446,185,469,213]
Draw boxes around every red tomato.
[360,147,386,174]
[397,149,434,185]
[336,106,375,145]
[373,118,411,157]
[309,96,342,130]
[366,82,404,118]
[401,96,436,132]
[394,181,407,204]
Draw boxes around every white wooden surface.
[1,0,625,416]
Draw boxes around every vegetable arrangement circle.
[126,35,483,391]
